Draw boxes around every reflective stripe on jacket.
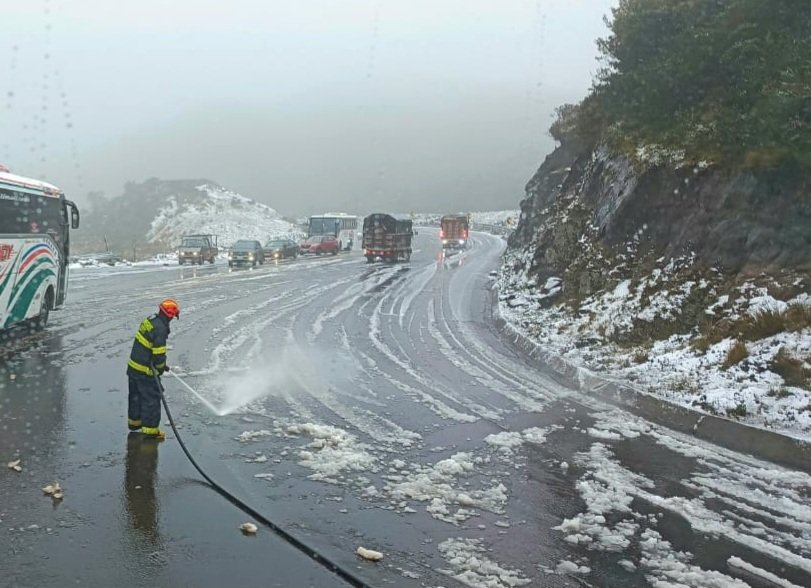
[126,313,170,377]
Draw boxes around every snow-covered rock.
[75,178,303,253]
[148,184,302,247]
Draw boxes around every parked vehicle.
[299,235,340,256]
[76,252,122,266]
[362,213,413,263]
[440,214,470,249]
[228,240,264,267]
[264,239,299,260]
[0,167,80,331]
[178,234,218,265]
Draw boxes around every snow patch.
[386,453,507,524]
[438,538,530,588]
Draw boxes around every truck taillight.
[439,230,444,238]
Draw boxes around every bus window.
[0,189,32,233]
[0,187,65,240]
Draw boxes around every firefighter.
[126,299,180,439]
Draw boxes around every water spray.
[168,370,224,416]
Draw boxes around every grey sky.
[2,0,616,215]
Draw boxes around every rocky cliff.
[499,143,811,438]
[511,145,811,299]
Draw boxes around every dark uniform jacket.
[127,313,170,377]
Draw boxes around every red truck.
[440,214,470,249]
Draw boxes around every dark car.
[228,240,265,267]
[299,235,340,255]
[264,239,299,261]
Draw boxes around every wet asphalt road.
[1,231,810,588]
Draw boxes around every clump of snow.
[553,443,648,552]
[640,529,748,587]
[385,452,507,524]
[235,430,273,443]
[555,560,591,576]
[356,546,384,562]
[484,426,558,454]
[483,432,523,454]
[438,538,531,588]
[292,422,377,482]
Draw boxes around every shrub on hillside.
[722,340,748,370]
[769,347,811,389]
[741,310,787,341]
[569,0,811,169]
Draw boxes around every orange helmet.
[159,298,180,319]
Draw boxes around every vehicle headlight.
[193,251,198,255]
[458,239,464,244]
[249,254,254,259]
[442,239,448,244]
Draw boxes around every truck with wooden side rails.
[362,213,413,263]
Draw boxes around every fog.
[2,0,615,215]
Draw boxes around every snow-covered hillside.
[409,210,519,227]
[76,178,303,255]
[148,184,302,247]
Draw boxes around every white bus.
[0,167,80,330]
[307,213,358,251]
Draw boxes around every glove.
[163,365,171,373]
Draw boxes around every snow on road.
[44,231,811,588]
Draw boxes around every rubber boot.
[141,426,166,441]
[128,419,142,432]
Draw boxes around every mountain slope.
[76,178,301,254]
[146,183,299,246]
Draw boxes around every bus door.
[57,199,80,306]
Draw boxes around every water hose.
[154,373,374,588]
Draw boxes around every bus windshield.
[0,187,65,239]
[308,218,338,236]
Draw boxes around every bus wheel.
[366,256,374,263]
[34,290,53,331]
